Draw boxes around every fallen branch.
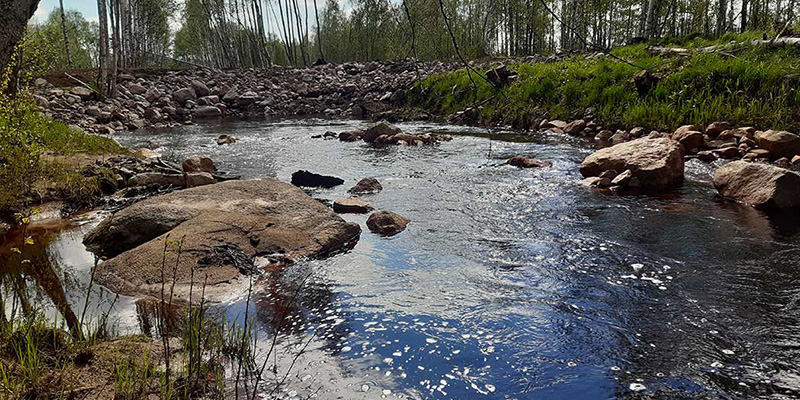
[64,72,100,95]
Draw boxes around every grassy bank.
[409,31,800,132]
[0,92,129,220]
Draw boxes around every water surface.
[5,118,800,399]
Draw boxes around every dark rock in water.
[508,156,552,168]
[83,180,361,300]
[367,210,410,236]
[348,177,383,194]
[713,161,800,209]
[323,131,338,138]
[333,197,373,214]
[291,170,344,188]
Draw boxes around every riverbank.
[409,32,800,133]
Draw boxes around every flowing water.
[3,118,800,399]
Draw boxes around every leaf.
[10,248,21,254]
[24,237,34,245]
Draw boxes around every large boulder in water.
[348,177,382,194]
[754,130,800,160]
[579,137,684,190]
[364,121,402,143]
[83,179,361,299]
[712,161,800,209]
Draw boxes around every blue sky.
[34,0,100,22]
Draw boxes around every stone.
[237,91,259,106]
[193,106,222,118]
[70,86,94,100]
[564,119,586,135]
[83,179,361,299]
[144,107,162,122]
[128,172,215,188]
[579,137,684,190]
[128,84,147,95]
[541,120,567,130]
[366,211,410,236]
[364,121,402,143]
[217,134,236,145]
[713,161,800,209]
[633,70,659,95]
[671,129,704,152]
[629,127,647,138]
[696,150,718,162]
[705,122,731,138]
[754,130,800,159]
[291,170,344,188]
[333,197,373,214]
[744,149,770,159]
[486,64,516,87]
[793,155,800,166]
[349,177,383,194]
[339,130,365,142]
[182,155,216,173]
[609,130,630,145]
[595,130,613,142]
[193,105,222,118]
[173,87,197,106]
[715,146,740,159]
[507,156,552,168]
[191,80,211,97]
[611,169,633,186]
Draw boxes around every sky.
[34,0,100,23]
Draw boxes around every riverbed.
[3,118,800,399]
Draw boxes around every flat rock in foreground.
[713,161,800,209]
[579,138,684,190]
[84,179,361,299]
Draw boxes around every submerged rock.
[579,137,684,190]
[83,179,361,299]
[291,170,344,188]
[713,161,800,209]
[366,211,410,236]
[217,134,236,145]
[507,156,552,168]
[333,197,373,214]
[348,177,382,194]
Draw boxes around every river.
[2,118,800,399]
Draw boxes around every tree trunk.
[644,0,661,38]
[97,0,109,97]
[59,0,73,67]
[716,0,727,35]
[0,0,40,72]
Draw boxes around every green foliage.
[26,8,99,70]
[0,41,126,216]
[411,33,800,131]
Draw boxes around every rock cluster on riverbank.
[33,60,457,134]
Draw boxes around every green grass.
[0,92,128,217]
[410,31,800,132]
